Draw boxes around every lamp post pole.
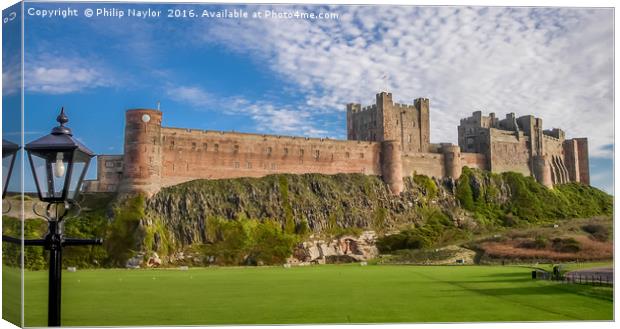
[2,108,102,327]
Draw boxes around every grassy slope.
[2,266,21,326]
[18,265,612,326]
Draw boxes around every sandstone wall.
[401,152,445,178]
[461,152,487,170]
[575,138,590,185]
[543,135,570,184]
[563,139,580,182]
[488,129,531,176]
[159,127,382,188]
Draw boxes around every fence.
[532,270,613,287]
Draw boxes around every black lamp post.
[2,108,103,327]
[2,138,19,200]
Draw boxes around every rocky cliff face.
[146,173,460,249]
[130,169,612,266]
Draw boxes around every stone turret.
[119,109,163,196]
[533,155,553,188]
[441,143,462,179]
[380,140,403,195]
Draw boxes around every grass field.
[2,264,613,326]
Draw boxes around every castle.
[83,92,589,196]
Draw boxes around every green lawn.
[5,264,614,326]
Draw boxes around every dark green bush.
[203,217,298,265]
[518,236,547,249]
[551,237,580,253]
[581,224,609,241]
[376,209,454,252]
[2,216,47,270]
[455,169,475,211]
[413,174,438,198]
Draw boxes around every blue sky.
[2,2,614,194]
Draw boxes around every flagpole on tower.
[381,74,389,92]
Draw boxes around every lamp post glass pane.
[29,151,72,201]
[67,151,91,199]
[2,152,15,196]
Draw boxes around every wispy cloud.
[167,84,328,137]
[2,51,21,96]
[193,5,612,158]
[24,53,114,94]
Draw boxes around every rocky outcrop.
[289,231,378,265]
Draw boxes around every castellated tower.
[414,97,430,153]
[118,109,163,197]
[347,92,431,153]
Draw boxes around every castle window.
[267,147,272,155]
[233,145,239,154]
[360,153,364,159]
[408,135,412,143]
[105,161,115,168]
[346,152,350,158]
[214,144,219,152]
[315,150,320,160]
[192,142,197,150]
[271,163,277,170]
[203,143,208,150]
[284,148,289,155]
[246,162,252,169]
[300,149,304,157]
[233,161,240,168]
[116,162,122,168]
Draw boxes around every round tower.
[442,144,462,179]
[119,109,163,196]
[533,155,553,188]
[380,140,403,195]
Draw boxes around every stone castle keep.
[84,92,590,196]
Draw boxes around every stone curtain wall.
[159,127,382,188]
[401,153,445,179]
[461,153,488,170]
[488,129,531,176]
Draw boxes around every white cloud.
[24,54,113,94]
[193,5,613,159]
[167,86,213,107]
[166,85,329,137]
[2,52,20,96]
